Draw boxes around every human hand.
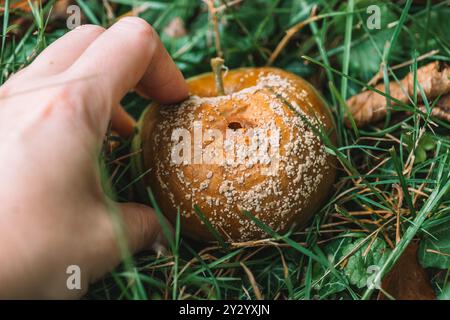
[0,17,188,299]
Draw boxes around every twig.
[393,184,403,245]
[216,0,244,13]
[426,249,450,258]
[266,6,318,66]
[102,0,115,23]
[240,262,263,300]
[204,0,223,58]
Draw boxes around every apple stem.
[211,57,225,95]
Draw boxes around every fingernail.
[151,231,168,256]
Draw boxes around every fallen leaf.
[343,237,391,289]
[379,242,436,300]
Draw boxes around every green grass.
[1,0,450,300]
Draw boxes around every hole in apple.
[228,122,243,130]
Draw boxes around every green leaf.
[415,147,427,164]
[335,3,400,82]
[312,237,352,296]
[420,133,437,152]
[403,133,437,164]
[342,238,391,288]
[438,282,450,300]
[419,223,450,269]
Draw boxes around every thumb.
[117,202,170,255]
[88,202,171,286]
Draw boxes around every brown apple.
[132,67,336,242]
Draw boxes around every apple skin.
[132,67,336,242]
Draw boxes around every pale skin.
[0,17,189,299]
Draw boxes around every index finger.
[65,17,189,134]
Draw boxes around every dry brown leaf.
[52,0,73,18]
[346,61,450,127]
[4,0,32,12]
[379,242,436,300]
